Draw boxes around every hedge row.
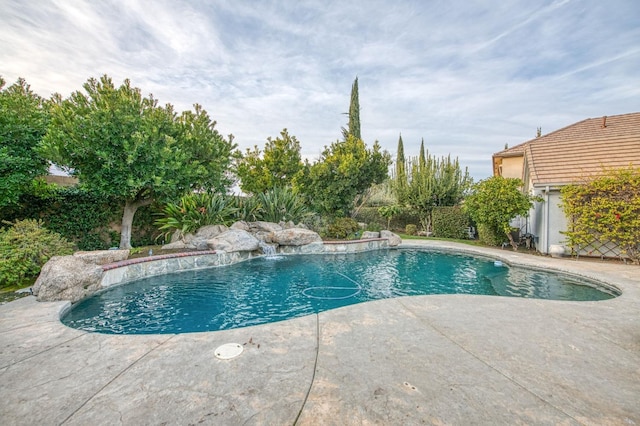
[353,207,421,231]
[1,188,158,250]
[355,205,472,239]
[431,206,470,239]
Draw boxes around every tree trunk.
[506,231,518,251]
[351,189,371,218]
[119,198,153,249]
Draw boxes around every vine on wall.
[561,167,640,264]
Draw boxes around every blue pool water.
[62,250,616,335]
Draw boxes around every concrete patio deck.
[1,240,639,425]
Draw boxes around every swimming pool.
[62,249,617,334]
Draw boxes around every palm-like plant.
[232,195,262,222]
[254,186,311,223]
[155,192,238,240]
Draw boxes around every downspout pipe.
[544,185,550,254]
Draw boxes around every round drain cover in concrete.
[215,343,243,360]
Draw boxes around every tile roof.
[493,141,528,157]
[524,112,640,186]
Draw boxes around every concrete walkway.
[1,241,639,425]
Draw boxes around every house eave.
[531,182,568,191]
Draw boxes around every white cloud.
[1,0,638,180]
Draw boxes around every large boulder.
[249,221,283,233]
[271,228,322,246]
[279,220,296,229]
[191,237,209,251]
[169,230,192,243]
[163,231,210,250]
[161,240,188,250]
[252,231,274,244]
[196,224,228,239]
[380,230,402,247]
[165,231,197,247]
[73,249,129,265]
[230,221,250,231]
[361,231,380,239]
[32,256,104,302]
[276,221,309,230]
[207,229,260,252]
[161,225,231,251]
[162,238,206,251]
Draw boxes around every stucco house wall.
[526,186,567,254]
[498,156,524,179]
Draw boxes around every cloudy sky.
[2,0,639,180]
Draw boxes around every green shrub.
[464,176,538,249]
[366,222,383,232]
[233,195,261,222]
[432,206,470,239]
[77,232,110,251]
[254,186,311,223]
[354,206,421,231]
[405,224,417,235]
[155,192,238,240]
[326,217,360,239]
[477,222,504,246]
[378,205,401,229]
[298,213,325,234]
[0,219,74,287]
[352,206,380,225]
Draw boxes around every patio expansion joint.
[0,319,55,335]
[0,331,86,371]
[59,333,177,425]
[293,313,320,425]
[396,298,586,425]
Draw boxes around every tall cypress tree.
[394,133,407,203]
[396,133,406,174]
[342,77,361,140]
[349,77,361,140]
[418,138,426,168]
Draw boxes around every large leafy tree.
[298,135,390,217]
[561,167,640,263]
[42,75,235,249]
[236,128,303,195]
[464,176,536,250]
[0,77,50,208]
